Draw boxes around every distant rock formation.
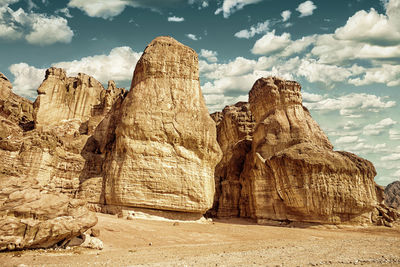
[34,67,111,129]
[212,77,397,225]
[385,181,400,209]
[103,36,222,214]
[0,73,34,131]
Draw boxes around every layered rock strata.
[213,77,394,225]
[0,73,34,131]
[0,176,97,251]
[34,68,104,127]
[210,102,255,217]
[0,71,106,250]
[103,36,222,214]
[0,69,125,200]
[385,181,400,209]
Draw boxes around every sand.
[1,213,400,266]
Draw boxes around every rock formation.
[0,69,125,200]
[213,77,395,225]
[0,73,34,131]
[33,68,104,128]
[385,181,400,209]
[0,71,109,250]
[209,102,255,217]
[103,36,222,214]
[1,35,398,253]
[0,176,97,251]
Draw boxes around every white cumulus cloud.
[335,8,400,46]
[186,33,198,40]
[303,93,396,117]
[215,0,263,18]
[199,49,218,63]
[0,0,18,7]
[335,136,360,144]
[168,16,184,22]
[234,20,269,39]
[67,0,185,19]
[0,6,73,45]
[68,0,130,19]
[251,30,291,55]
[381,153,400,161]
[281,10,291,22]
[296,1,316,17]
[363,118,397,136]
[9,63,46,99]
[54,46,142,83]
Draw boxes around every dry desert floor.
[1,213,400,267]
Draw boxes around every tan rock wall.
[33,68,104,127]
[213,76,392,225]
[104,36,222,213]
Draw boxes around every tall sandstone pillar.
[104,36,222,214]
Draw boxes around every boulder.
[104,36,222,214]
[0,176,97,251]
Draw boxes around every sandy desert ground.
[1,213,400,267]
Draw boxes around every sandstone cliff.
[103,36,222,214]
[0,71,110,250]
[385,181,400,209]
[210,102,255,217]
[1,35,397,252]
[33,68,104,128]
[0,69,125,200]
[212,77,396,226]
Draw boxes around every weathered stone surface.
[0,69,127,250]
[104,36,222,213]
[212,76,392,225]
[241,77,384,224]
[385,181,400,209]
[210,102,255,217]
[0,72,34,131]
[33,67,104,127]
[0,175,97,251]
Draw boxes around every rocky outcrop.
[213,77,392,225]
[0,175,97,251]
[103,36,222,214]
[210,102,255,217]
[0,73,34,132]
[0,69,125,250]
[33,68,104,128]
[385,181,400,209]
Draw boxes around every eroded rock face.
[385,181,400,209]
[210,102,255,217]
[213,77,391,225]
[0,73,34,132]
[104,36,222,213]
[0,69,126,250]
[0,175,97,251]
[33,68,104,127]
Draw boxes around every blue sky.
[0,0,399,185]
